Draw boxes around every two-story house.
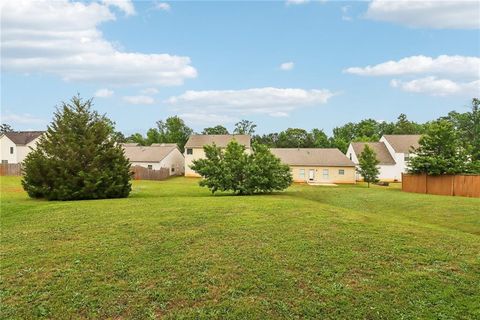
[0,131,44,164]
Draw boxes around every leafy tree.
[156,116,193,152]
[22,95,131,200]
[357,145,380,187]
[393,114,424,134]
[311,128,330,148]
[408,120,470,175]
[202,125,229,135]
[252,133,279,147]
[233,119,256,135]
[1,123,13,134]
[191,140,292,195]
[126,133,146,145]
[277,128,314,148]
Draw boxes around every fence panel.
[131,166,170,181]
[0,164,22,176]
[402,174,427,194]
[402,174,480,198]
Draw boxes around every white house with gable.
[122,143,185,175]
[0,131,44,164]
[346,135,421,182]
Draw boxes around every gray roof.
[121,144,179,162]
[382,135,421,153]
[270,148,356,167]
[351,142,396,165]
[185,135,251,148]
[2,131,43,145]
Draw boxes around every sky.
[1,0,479,136]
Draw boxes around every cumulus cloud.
[154,2,171,11]
[179,113,237,125]
[366,0,480,29]
[101,0,136,16]
[166,87,336,121]
[390,77,480,96]
[94,88,114,98]
[123,95,155,105]
[345,55,480,96]
[280,62,295,71]
[1,112,46,125]
[1,0,197,86]
[140,88,159,95]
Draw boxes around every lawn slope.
[1,177,479,319]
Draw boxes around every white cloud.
[94,88,114,98]
[346,55,480,96]
[280,61,295,71]
[341,5,352,21]
[366,0,480,29]
[1,113,46,125]
[101,0,135,16]
[166,87,336,119]
[1,0,197,86]
[123,95,155,105]
[140,88,159,95]
[154,2,171,11]
[390,77,480,96]
[179,113,237,126]
[286,0,310,5]
[344,55,480,78]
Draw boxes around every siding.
[290,166,355,184]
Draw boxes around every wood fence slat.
[131,165,170,181]
[0,164,22,176]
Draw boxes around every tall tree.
[202,125,229,135]
[22,95,131,200]
[0,123,14,134]
[357,145,380,188]
[126,133,146,145]
[277,128,314,148]
[156,116,193,152]
[311,128,330,148]
[233,119,256,135]
[393,114,424,134]
[408,120,470,175]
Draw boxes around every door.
[308,169,315,181]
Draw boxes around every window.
[171,167,175,173]
[404,154,410,162]
[349,153,352,160]
[323,169,329,178]
[338,169,345,175]
[10,147,14,154]
[147,165,153,170]
[186,148,193,155]
[299,169,305,179]
[1,160,8,164]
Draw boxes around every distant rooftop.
[2,131,43,145]
[351,142,396,165]
[185,135,251,148]
[382,135,422,153]
[270,148,355,167]
[121,144,179,162]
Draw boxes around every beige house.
[184,134,251,177]
[346,135,421,182]
[122,143,184,176]
[0,131,44,164]
[270,148,356,184]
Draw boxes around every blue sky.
[2,0,479,135]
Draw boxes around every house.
[270,148,356,184]
[122,143,185,176]
[0,131,44,164]
[184,134,251,177]
[346,135,421,182]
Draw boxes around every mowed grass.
[1,177,479,319]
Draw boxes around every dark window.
[1,160,8,164]
[10,147,14,154]
[147,165,153,170]
[186,148,193,155]
[349,153,352,160]
[404,154,410,162]
[339,169,345,175]
[171,167,175,172]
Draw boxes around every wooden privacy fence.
[131,165,170,181]
[402,173,480,198]
[0,164,22,176]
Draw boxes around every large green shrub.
[22,96,132,200]
[191,140,292,195]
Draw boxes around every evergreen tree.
[1,123,14,134]
[22,95,132,200]
[408,120,470,175]
[357,145,380,187]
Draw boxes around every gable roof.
[121,144,180,162]
[382,135,421,153]
[270,148,355,167]
[185,135,251,148]
[351,142,396,165]
[2,131,43,145]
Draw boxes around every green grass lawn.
[1,177,479,319]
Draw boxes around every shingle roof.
[185,135,251,148]
[121,144,179,162]
[270,148,356,167]
[2,131,43,145]
[351,142,396,165]
[382,135,421,153]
